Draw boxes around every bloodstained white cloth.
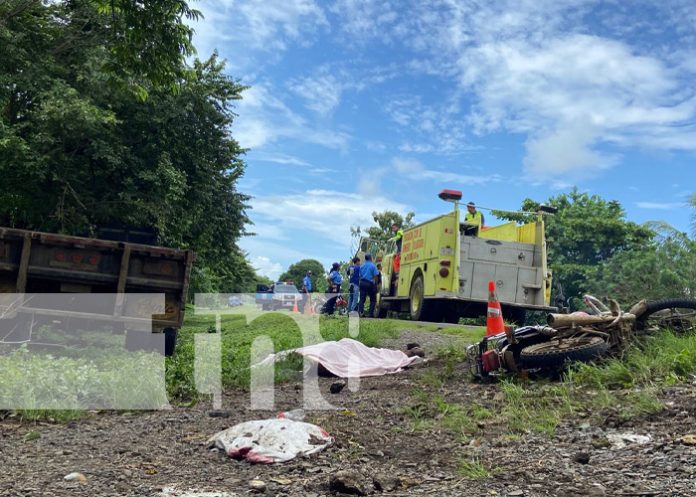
[208,418,333,463]
[255,338,422,378]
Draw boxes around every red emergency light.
[438,189,462,202]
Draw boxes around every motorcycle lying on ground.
[312,293,349,316]
[468,296,696,378]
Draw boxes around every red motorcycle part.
[481,350,500,372]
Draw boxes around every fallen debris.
[160,487,236,497]
[328,470,373,496]
[208,418,333,464]
[606,433,651,449]
[330,381,346,394]
[63,472,87,483]
[573,451,590,464]
[207,410,231,418]
[248,479,266,493]
[679,434,696,445]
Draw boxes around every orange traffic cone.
[486,280,505,337]
[292,299,299,313]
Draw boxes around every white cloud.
[191,0,328,68]
[391,157,500,185]
[250,256,284,280]
[290,73,343,116]
[384,95,473,155]
[233,84,350,150]
[289,63,401,116]
[252,189,409,247]
[253,152,311,166]
[636,201,684,210]
[523,123,618,178]
[333,0,696,180]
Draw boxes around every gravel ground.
[2,329,696,497]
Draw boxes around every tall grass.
[167,313,402,400]
[566,330,696,389]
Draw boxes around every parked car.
[255,282,300,311]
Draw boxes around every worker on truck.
[389,223,404,252]
[463,201,484,236]
[465,201,484,226]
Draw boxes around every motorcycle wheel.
[635,298,696,334]
[520,336,609,368]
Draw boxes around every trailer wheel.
[520,336,608,368]
[409,274,430,321]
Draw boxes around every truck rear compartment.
[458,237,545,306]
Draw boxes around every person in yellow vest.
[389,223,404,252]
[465,201,484,227]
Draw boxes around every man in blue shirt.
[300,271,312,314]
[302,271,313,292]
[347,257,361,313]
[358,254,379,317]
[325,262,343,315]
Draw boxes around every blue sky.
[190,0,695,280]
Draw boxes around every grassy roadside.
[398,328,696,478]
[1,311,414,420]
[167,311,407,400]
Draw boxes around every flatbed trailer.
[0,227,194,355]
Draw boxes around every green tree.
[588,224,695,303]
[0,1,258,294]
[498,189,654,307]
[360,210,416,244]
[689,193,696,237]
[279,259,328,293]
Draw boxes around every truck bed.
[0,227,194,331]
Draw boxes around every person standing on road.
[300,271,313,314]
[347,257,361,313]
[358,254,379,318]
[325,262,343,315]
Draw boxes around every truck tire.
[163,328,178,357]
[409,274,430,321]
[520,336,608,368]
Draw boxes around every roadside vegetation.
[400,328,696,449]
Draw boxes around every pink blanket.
[257,338,422,378]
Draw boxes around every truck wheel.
[163,328,177,357]
[409,274,429,321]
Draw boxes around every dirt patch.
[2,328,696,496]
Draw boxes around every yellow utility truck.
[357,190,556,324]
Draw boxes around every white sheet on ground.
[208,418,333,464]
[254,338,423,378]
